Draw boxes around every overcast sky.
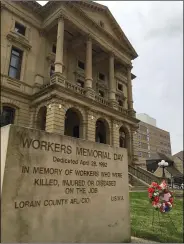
[37,1,183,154]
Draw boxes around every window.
[50,64,55,77]
[0,106,15,127]
[119,131,126,148]
[78,60,85,70]
[98,73,105,81]
[73,126,79,138]
[99,90,104,97]
[52,44,56,54]
[15,22,26,36]
[76,79,84,88]
[118,100,123,107]
[8,47,23,80]
[118,83,123,91]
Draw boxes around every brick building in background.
[133,113,172,167]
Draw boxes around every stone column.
[85,35,95,99]
[127,66,135,117]
[29,107,37,129]
[130,129,135,165]
[45,99,65,134]
[34,31,46,90]
[54,17,64,74]
[86,110,96,142]
[85,35,93,88]
[109,53,118,109]
[112,120,119,148]
[126,131,132,165]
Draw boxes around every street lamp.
[158,160,169,179]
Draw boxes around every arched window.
[119,127,126,148]
[37,106,47,131]
[64,108,82,139]
[0,106,15,127]
[95,119,110,144]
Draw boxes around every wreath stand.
[151,207,178,239]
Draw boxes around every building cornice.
[2,1,42,30]
[1,85,32,101]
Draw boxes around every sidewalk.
[131,236,159,243]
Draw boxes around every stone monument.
[1,125,130,243]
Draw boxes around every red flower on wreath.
[148,180,174,214]
[152,201,157,206]
[151,182,158,188]
[154,196,159,203]
[156,185,162,190]
[148,187,154,193]
[170,197,174,204]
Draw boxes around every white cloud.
[37,1,183,154]
[98,1,183,154]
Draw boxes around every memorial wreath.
[148,180,174,213]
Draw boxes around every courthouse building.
[1,0,139,164]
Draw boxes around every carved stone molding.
[7,32,32,51]
[57,12,67,21]
[127,64,133,71]
[38,29,47,37]
[85,33,92,42]
[0,2,6,10]
[1,97,20,108]
[109,51,115,58]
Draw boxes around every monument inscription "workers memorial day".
[16,137,125,208]
[1,125,130,242]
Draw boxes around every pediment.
[18,1,137,58]
[71,1,138,58]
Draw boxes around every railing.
[136,166,161,182]
[65,81,85,95]
[38,75,131,116]
[118,106,128,115]
[40,83,50,89]
[50,75,65,86]
[95,94,110,106]
[128,165,158,186]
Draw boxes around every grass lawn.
[130,191,183,243]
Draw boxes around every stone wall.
[1,125,131,243]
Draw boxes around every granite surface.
[1,125,130,243]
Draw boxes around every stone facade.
[1,0,139,165]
